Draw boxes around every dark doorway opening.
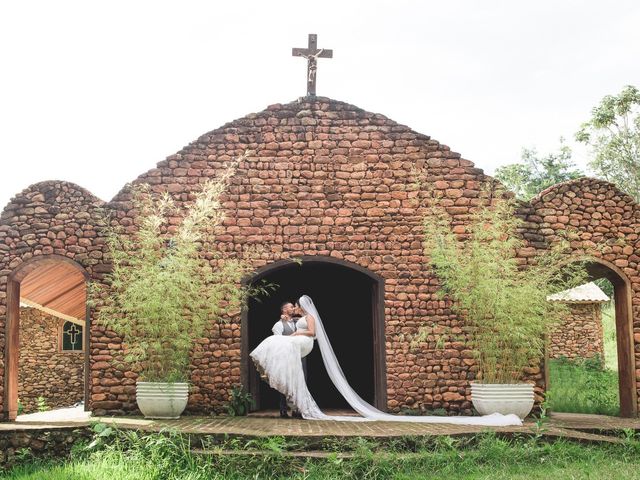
[243,257,386,411]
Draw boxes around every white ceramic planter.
[136,382,189,419]
[471,382,534,419]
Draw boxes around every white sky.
[1,1,639,210]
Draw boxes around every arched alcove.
[545,257,637,417]
[3,255,90,420]
[241,256,387,412]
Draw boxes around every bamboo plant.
[91,156,255,383]
[423,191,585,384]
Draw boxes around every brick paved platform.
[1,411,638,444]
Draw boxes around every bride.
[250,295,522,426]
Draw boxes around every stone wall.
[548,303,605,360]
[18,307,84,414]
[104,97,500,416]
[0,426,91,468]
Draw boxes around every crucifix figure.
[292,34,333,97]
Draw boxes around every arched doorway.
[545,257,637,417]
[241,256,386,412]
[3,255,90,421]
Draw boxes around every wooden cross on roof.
[292,34,333,97]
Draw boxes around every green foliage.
[494,139,582,200]
[399,407,448,417]
[242,435,293,454]
[36,396,49,412]
[89,155,257,382]
[13,447,33,464]
[576,84,640,202]
[84,422,116,451]
[7,430,640,479]
[594,277,614,298]
[401,323,462,352]
[17,398,24,415]
[602,304,618,371]
[225,386,254,416]
[547,357,619,416]
[423,193,586,383]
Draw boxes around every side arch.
[547,255,636,417]
[520,175,639,416]
[3,254,91,420]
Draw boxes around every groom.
[272,301,307,419]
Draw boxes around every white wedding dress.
[250,295,522,426]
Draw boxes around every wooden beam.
[19,298,84,325]
[614,276,637,417]
[373,275,387,411]
[4,280,20,420]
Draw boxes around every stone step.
[192,448,355,459]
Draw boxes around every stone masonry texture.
[17,307,84,414]
[548,303,605,360]
[0,97,638,419]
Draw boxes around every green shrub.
[602,304,618,371]
[225,386,254,416]
[36,396,49,412]
[547,357,619,416]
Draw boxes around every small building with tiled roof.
[547,282,610,304]
[547,282,610,361]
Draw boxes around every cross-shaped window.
[61,321,83,352]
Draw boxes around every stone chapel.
[1,95,639,421]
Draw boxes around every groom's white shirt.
[272,319,295,335]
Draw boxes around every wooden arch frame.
[240,256,388,411]
[545,256,637,417]
[3,254,91,421]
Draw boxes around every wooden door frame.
[240,256,388,411]
[3,254,91,421]
[544,256,637,418]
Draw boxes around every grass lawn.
[546,357,619,416]
[4,428,640,480]
[6,454,640,480]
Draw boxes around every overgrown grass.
[602,304,617,371]
[5,427,640,479]
[546,303,620,417]
[547,356,619,416]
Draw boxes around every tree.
[576,85,640,202]
[494,140,582,200]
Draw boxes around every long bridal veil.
[298,295,522,426]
